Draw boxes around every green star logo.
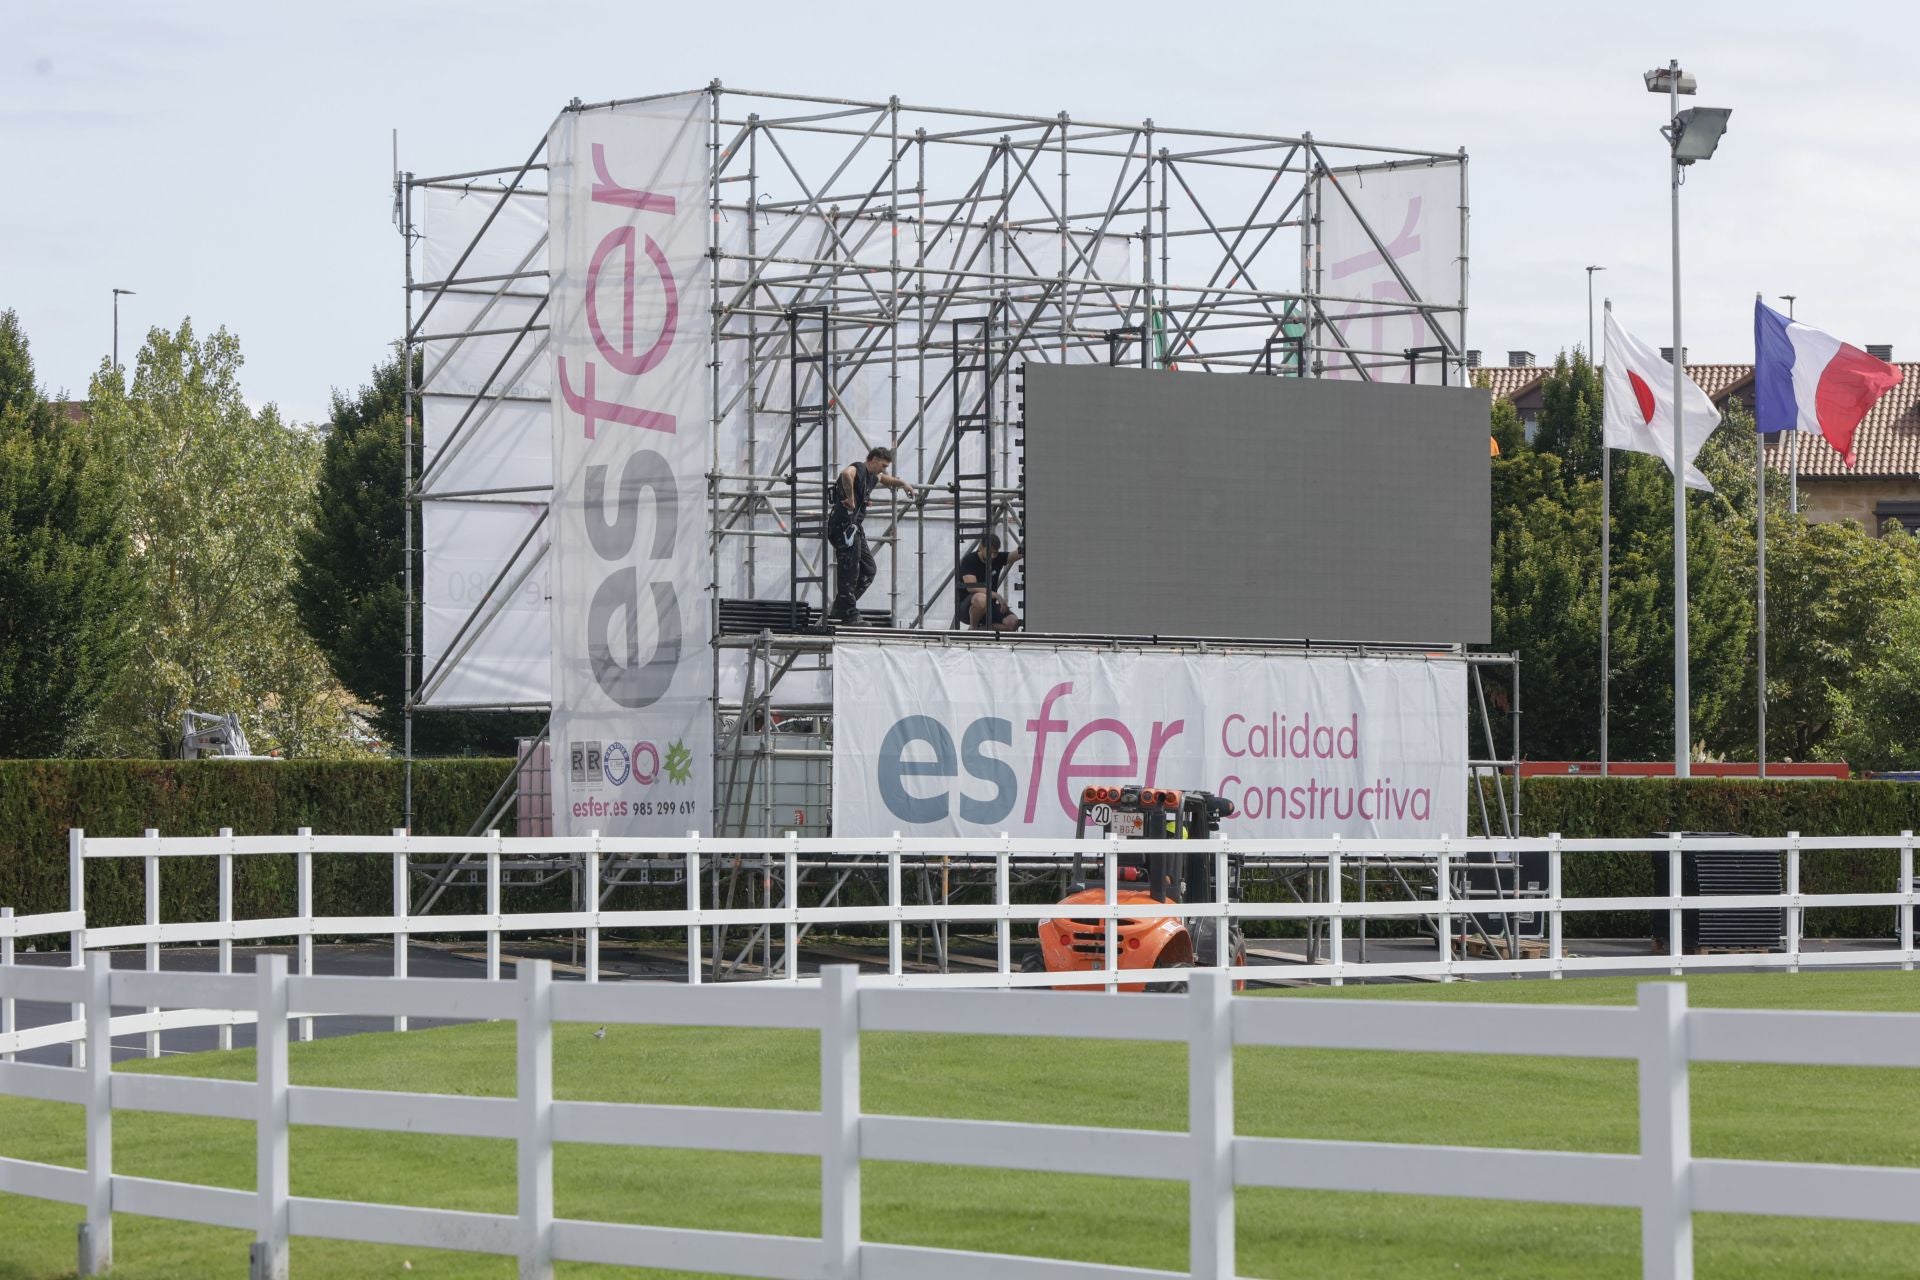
[663,739,694,784]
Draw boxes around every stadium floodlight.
[1645,58,1733,780]
[1670,107,1731,164]
[1643,67,1697,95]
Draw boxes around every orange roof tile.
[1759,363,1920,478]
[1683,364,1754,401]
[1471,366,1546,401]
[1476,361,1920,480]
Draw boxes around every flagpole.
[1600,296,1612,778]
[1755,300,1768,780]
[1666,58,1692,779]
[1781,295,1799,514]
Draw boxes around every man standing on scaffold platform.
[827,445,917,627]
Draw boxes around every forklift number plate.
[1109,811,1145,837]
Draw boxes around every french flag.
[1754,300,1902,467]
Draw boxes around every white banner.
[419,500,550,707]
[832,644,1466,839]
[1315,160,1464,384]
[548,95,712,835]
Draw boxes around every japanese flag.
[1603,310,1719,492]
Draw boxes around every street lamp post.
[1645,59,1730,779]
[111,288,135,373]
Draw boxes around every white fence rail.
[0,959,1917,1279]
[1,829,1915,1061]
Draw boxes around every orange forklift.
[1023,785,1247,991]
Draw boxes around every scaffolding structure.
[398,83,1483,845]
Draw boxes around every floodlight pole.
[1665,58,1691,779]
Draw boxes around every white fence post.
[68,827,85,1069]
[1548,833,1564,981]
[219,828,234,1050]
[487,830,503,984]
[296,827,314,1043]
[1667,834,1684,977]
[143,828,160,1059]
[1637,981,1694,1280]
[1327,836,1344,985]
[77,952,113,1276]
[251,954,291,1280]
[1103,838,1119,993]
[1436,836,1453,981]
[1,906,12,1063]
[887,836,903,981]
[1188,968,1234,1279]
[686,832,702,985]
[585,830,601,984]
[1900,831,1914,972]
[995,834,1011,981]
[1786,831,1802,973]
[1214,839,1231,980]
[784,833,800,984]
[392,828,410,1032]
[821,965,861,1278]
[517,959,555,1280]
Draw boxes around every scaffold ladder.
[787,306,834,628]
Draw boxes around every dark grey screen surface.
[1022,365,1490,643]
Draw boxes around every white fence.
[0,959,1917,1280]
[0,829,1915,1061]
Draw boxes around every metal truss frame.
[398,83,1471,836]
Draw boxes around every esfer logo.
[559,138,686,714]
[875,681,1184,827]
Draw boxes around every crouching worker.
[956,533,1023,631]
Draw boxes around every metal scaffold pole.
[404,87,1469,838]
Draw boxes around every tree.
[1530,348,1604,483]
[0,311,139,755]
[1599,446,1753,761]
[1485,354,1755,762]
[1487,388,1525,458]
[1747,517,1920,761]
[292,350,536,756]
[1488,444,1601,757]
[292,353,406,737]
[86,320,365,758]
[1833,575,1920,771]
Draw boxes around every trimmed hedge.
[2,765,1913,943]
[1499,776,1920,938]
[0,759,511,934]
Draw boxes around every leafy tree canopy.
[0,311,140,755]
[86,320,367,758]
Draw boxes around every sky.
[5,0,1917,425]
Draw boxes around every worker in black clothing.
[956,533,1023,631]
[827,445,917,626]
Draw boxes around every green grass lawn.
[1,970,1917,1279]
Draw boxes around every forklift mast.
[1071,785,1237,906]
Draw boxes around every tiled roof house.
[1475,355,1920,534]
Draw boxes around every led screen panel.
[1021,364,1489,643]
